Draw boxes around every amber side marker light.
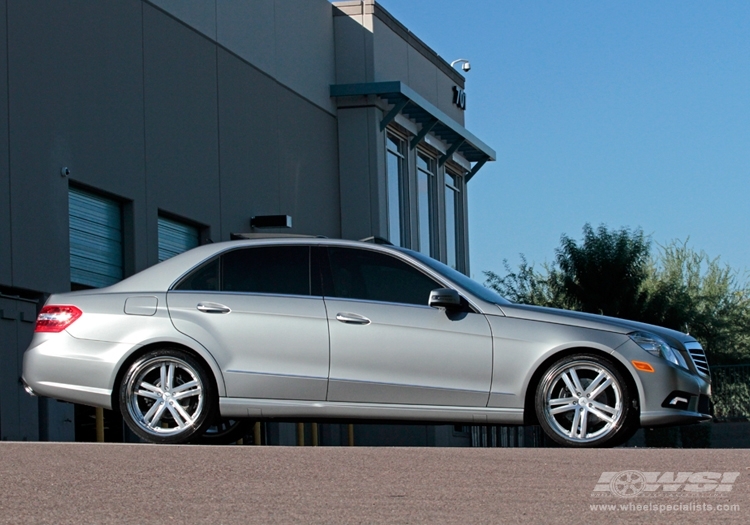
[632,360,655,373]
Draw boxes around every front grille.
[686,343,710,376]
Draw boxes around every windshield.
[397,248,512,306]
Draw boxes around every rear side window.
[324,247,439,306]
[175,246,311,296]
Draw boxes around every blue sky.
[377,1,750,280]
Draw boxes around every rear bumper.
[22,332,130,409]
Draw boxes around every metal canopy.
[331,81,496,180]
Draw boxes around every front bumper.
[626,350,712,426]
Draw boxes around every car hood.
[495,303,697,347]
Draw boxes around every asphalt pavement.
[0,442,747,524]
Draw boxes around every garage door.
[158,216,199,262]
[69,188,123,288]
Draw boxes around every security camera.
[60,167,70,177]
[461,62,471,72]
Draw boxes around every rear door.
[167,245,329,401]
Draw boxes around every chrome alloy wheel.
[539,358,625,445]
[124,354,206,439]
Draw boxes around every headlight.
[630,331,687,369]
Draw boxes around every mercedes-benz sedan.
[23,237,711,447]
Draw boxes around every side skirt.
[219,398,525,425]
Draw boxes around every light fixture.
[450,59,471,72]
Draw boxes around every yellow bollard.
[312,423,319,447]
[348,424,354,447]
[254,422,262,446]
[95,407,104,443]
[297,422,305,446]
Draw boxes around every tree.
[553,224,650,319]
[485,224,750,364]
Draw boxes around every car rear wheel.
[120,348,215,444]
[191,418,250,445]
[535,354,636,447]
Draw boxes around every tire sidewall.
[535,354,633,448]
[119,348,216,444]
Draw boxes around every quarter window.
[175,246,311,296]
[325,247,439,306]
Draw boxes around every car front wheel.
[535,354,636,447]
[120,348,215,444]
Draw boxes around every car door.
[167,244,329,401]
[323,246,492,407]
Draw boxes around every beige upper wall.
[334,0,467,125]
[148,0,336,114]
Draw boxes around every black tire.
[119,348,215,444]
[190,418,250,445]
[535,354,636,448]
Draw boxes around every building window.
[158,216,200,262]
[416,152,436,257]
[386,132,407,247]
[445,171,461,270]
[69,188,123,288]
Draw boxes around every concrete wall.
[151,0,337,115]
[0,0,340,442]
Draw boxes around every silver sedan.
[23,237,711,447]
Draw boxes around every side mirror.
[429,288,461,309]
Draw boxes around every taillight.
[35,305,83,333]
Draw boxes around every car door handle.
[196,302,231,314]
[336,312,371,325]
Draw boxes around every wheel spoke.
[588,404,616,424]
[569,368,585,395]
[160,364,168,393]
[136,389,161,401]
[165,363,175,391]
[568,407,582,437]
[549,398,577,415]
[583,372,606,395]
[146,401,168,429]
[172,380,199,394]
[166,403,187,429]
[578,407,589,438]
[560,372,578,396]
[590,400,618,416]
[141,399,161,424]
[173,386,201,401]
[139,381,163,396]
[588,376,613,400]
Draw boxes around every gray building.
[0,0,495,445]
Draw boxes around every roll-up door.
[158,217,199,262]
[69,188,123,288]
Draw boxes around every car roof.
[103,237,404,293]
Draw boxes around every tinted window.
[398,248,511,305]
[325,247,439,306]
[176,246,310,296]
[176,257,220,291]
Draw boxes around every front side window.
[325,247,440,306]
[386,133,406,247]
[175,245,311,296]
